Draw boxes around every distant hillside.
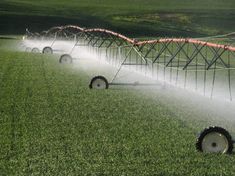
[0,0,235,37]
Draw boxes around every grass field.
[0,0,235,37]
[1,39,235,175]
[1,0,235,175]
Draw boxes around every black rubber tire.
[89,76,109,89]
[42,47,53,54]
[196,126,233,154]
[31,47,40,53]
[59,54,73,64]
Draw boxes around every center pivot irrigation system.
[22,25,235,154]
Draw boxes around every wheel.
[42,47,53,54]
[196,126,233,154]
[89,76,109,89]
[59,54,73,64]
[31,47,40,53]
[25,47,31,52]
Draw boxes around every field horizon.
[1,0,235,37]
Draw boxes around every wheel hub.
[92,79,106,89]
[202,132,229,153]
[211,142,217,147]
[64,57,70,62]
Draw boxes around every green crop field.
[0,0,235,37]
[1,0,235,175]
[1,38,235,175]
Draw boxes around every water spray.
[21,25,235,154]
